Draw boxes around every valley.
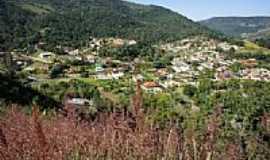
[0,0,270,159]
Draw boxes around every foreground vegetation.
[0,80,270,159]
[0,104,268,160]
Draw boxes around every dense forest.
[0,0,220,52]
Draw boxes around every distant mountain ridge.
[0,0,219,51]
[200,16,270,37]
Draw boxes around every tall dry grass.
[0,84,255,160]
[0,105,252,160]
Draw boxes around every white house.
[160,80,181,88]
[127,40,137,45]
[96,73,112,80]
[141,81,163,94]
[112,70,124,79]
[27,76,38,82]
[133,74,144,82]
[75,56,83,61]
[95,64,105,72]
[172,61,191,73]
[68,49,79,56]
[86,55,96,64]
[66,98,93,106]
[0,52,6,57]
[24,66,35,72]
[39,52,55,59]
[218,43,239,51]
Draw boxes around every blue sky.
[128,0,270,21]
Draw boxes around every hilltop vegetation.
[200,17,270,48]
[200,16,270,37]
[0,0,219,52]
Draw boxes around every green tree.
[50,64,65,79]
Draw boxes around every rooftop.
[143,81,161,88]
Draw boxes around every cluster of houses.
[63,58,130,80]
[214,58,270,81]
[132,74,167,94]
[141,81,163,94]
[5,36,270,97]
[5,36,270,112]
[95,66,125,80]
[88,37,137,49]
[239,68,270,81]
[162,37,270,84]
[35,37,138,63]
[160,37,225,54]
[8,37,137,80]
[170,47,235,83]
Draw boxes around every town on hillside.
[1,36,270,107]
[1,0,270,159]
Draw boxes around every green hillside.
[200,16,270,37]
[0,0,219,52]
[200,16,270,48]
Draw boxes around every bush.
[80,72,89,78]
[49,64,65,79]
[183,84,197,97]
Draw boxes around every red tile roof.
[143,82,160,88]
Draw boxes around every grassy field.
[240,40,270,54]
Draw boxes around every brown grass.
[0,85,258,160]
[0,105,230,160]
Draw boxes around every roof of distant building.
[143,81,161,88]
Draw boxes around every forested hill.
[200,16,270,37]
[0,0,218,51]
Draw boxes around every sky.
[128,0,270,21]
